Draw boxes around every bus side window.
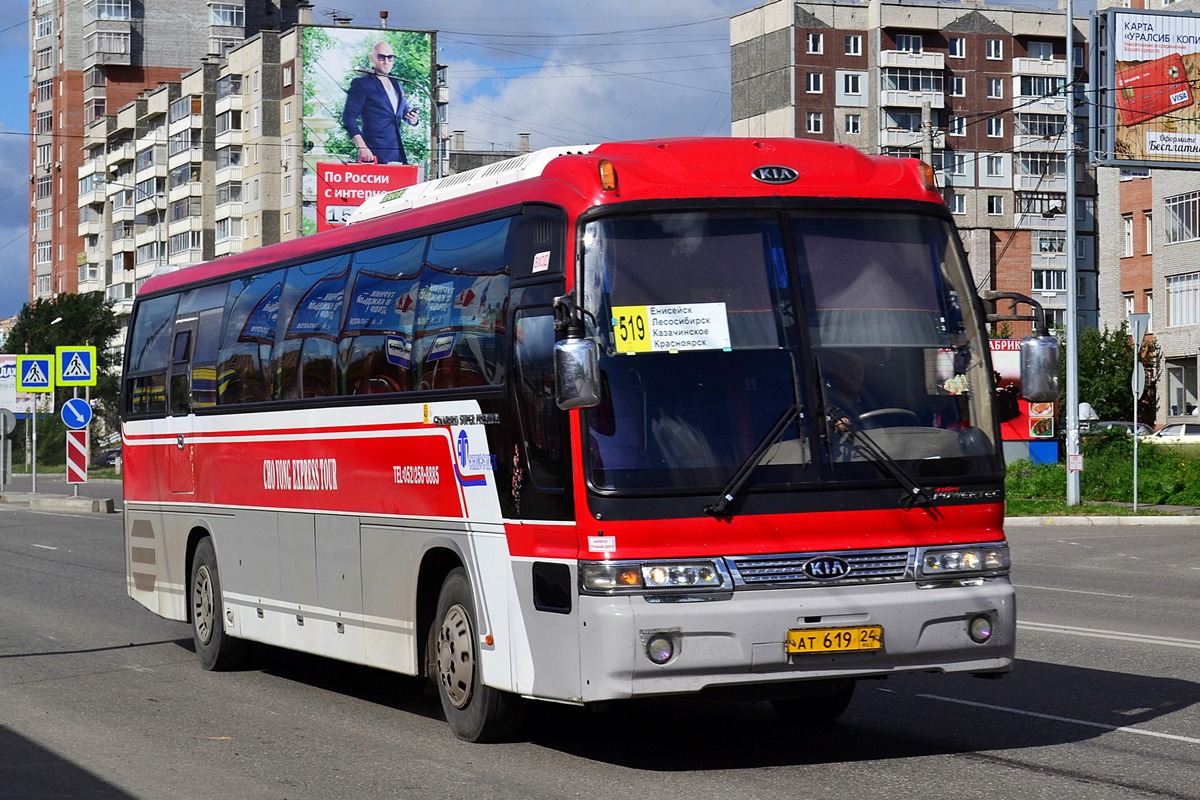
[275,256,351,400]
[169,328,193,417]
[513,311,566,490]
[217,271,284,405]
[124,294,178,417]
[192,308,224,409]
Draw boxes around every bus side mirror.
[554,336,601,410]
[1019,334,1060,402]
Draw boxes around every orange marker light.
[598,159,618,192]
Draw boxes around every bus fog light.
[646,634,675,664]
[968,615,993,644]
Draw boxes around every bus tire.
[432,568,524,742]
[190,537,246,671]
[770,679,855,725]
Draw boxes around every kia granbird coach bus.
[121,137,1058,742]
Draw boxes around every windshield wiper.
[705,404,799,518]
[831,415,936,510]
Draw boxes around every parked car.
[90,446,121,468]
[1141,423,1200,445]
[1085,420,1154,436]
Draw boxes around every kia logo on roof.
[752,165,799,184]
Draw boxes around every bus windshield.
[581,208,999,495]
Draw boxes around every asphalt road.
[0,495,1196,799]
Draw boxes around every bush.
[1006,429,1200,506]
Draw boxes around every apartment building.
[731,0,1097,335]
[28,0,306,304]
[1095,0,1200,424]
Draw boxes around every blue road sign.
[61,397,93,429]
[57,346,97,387]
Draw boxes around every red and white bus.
[122,137,1057,742]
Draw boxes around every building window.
[882,68,943,93]
[283,101,292,124]
[948,193,965,214]
[1017,152,1065,178]
[216,110,242,135]
[843,73,861,95]
[36,111,53,134]
[1123,214,1134,257]
[36,48,53,71]
[36,176,52,200]
[283,212,292,234]
[87,0,132,21]
[1034,230,1065,253]
[1124,293,1135,318]
[1020,75,1065,98]
[845,35,862,56]
[1165,191,1200,244]
[1167,272,1200,326]
[36,241,52,264]
[211,3,245,26]
[986,39,1003,60]
[941,152,967,175]
[1016,113,1064,138]
[1028,41,1054,60]
[1146,291,1154,332]
[36,14,54,38]
[987,195,1004,215]
[806,73,823,94]
[950,76,965,97]
[216,182,243,205]
[1033,269,1067,292]
[282,65,294,86]
[1145,212,1153,254]
[806,112,824,134]
[896,34,923,53]
[37,143,52,167]
[806,32,824,54]
[844,114,860,134]
[37,79,53,103]
[987,117,1004,138]
[84,31,131,56]
[986,155,1004,177]
[37,209,52,231]
[949,37,965,58]
[988,78,1003,99]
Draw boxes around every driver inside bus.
[822,351,868,435]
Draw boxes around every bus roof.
[138,137,940,298]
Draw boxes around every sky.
[0,0,758,321]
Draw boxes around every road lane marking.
[1018,620,1200,650]
[1015,584,1135,599]
[31,544,58,551]
[917,694,1200,745]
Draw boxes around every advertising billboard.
[1093,8,1200,167]
[300,26,433,233]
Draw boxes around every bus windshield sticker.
[611,303,732,354]
[532,250,551,273]
[587,535,617,553]
[427,332,457,361]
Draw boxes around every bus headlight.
[919,544,1009,577]
[580,560,729,595]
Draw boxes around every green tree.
[1072,322,1161,425]
[2,293,120,466]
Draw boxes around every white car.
[1142,423,1200,445]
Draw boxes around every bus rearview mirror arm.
[978,290,1060,403]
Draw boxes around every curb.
[1005,515,1200,526]
[0,492,117,514]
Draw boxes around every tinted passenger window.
[218,270,284,404]
[124,294,178,416]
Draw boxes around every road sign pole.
[73,388,78,498]
[32,401,37,495]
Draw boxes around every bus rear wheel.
[190,537,246,671]
[432,568,524,742]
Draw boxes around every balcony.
[881,127,946,149]
[215,201,243,221]
[1013,57,1067,77]
[215,129,243,148]
[1015,94,1067,115]
[879,50,944,70]
[106,142,135,169]
[879,89,944,109]
[77,216,102,238]
[215,165,243,185]
[1014,133,1066,152]
[1016,173,1068,192]
[167,181,203,204]
[214,237,244,258]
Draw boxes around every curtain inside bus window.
[218,270,284,404]
[415,218,513,390]
[341,236,426,394]
[125,294,177,416]
[276,254,352,400]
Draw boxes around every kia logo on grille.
[752,165,799,184]
[803,557,852,580]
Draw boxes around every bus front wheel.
[432,568,524,742]
[190,537,246,671]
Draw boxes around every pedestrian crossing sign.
[57,346,97,387]
[16,355,55,393]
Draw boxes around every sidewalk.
[0,472,119,514]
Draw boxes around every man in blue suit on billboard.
[342,41,419,164]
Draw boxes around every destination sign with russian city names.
[611,303,732,353]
